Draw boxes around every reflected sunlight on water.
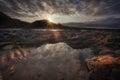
[50,29,61,40]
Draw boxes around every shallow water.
[0,29,120,80]
[0,42,94,80]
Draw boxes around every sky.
[0,0,120,23]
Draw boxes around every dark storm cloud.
[0,0,120,18]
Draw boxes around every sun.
[48,17,54,23]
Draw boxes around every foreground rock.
[86,55,120,80]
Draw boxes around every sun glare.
[48,17,54,23]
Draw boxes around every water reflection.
[0,42,93,80]
[49,29,61,40]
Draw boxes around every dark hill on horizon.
[0,12,69,29]
[0,12,30,28]
[30,19,68,29]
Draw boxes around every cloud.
[0,0,120,22]
[1,42,94,80]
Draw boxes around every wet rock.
[88,63,120,80]
[86,55,120,80]
[2,45,14,50]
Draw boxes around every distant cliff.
[0,12,30,28]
